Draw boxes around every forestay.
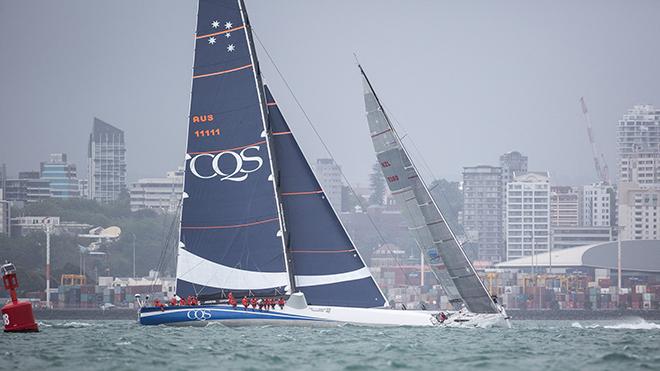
[360,67,498,313]
[266,86,387,308]
[176,0,289,300]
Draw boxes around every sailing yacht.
[138,0,507,327]
[359,64,510,324]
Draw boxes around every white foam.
[603,319,660,330]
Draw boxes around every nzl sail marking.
[193,63,253,79]
[188,140,266,155]
[182,217,278,230]
[196,25,246,39]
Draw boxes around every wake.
[572,318,660,330]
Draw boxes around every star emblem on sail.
[227,44,235,52]
[208,37,216,45]
[211,20,220,29]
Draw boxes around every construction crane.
[579,97,610,184]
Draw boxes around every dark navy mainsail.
[266,87,387,308]
[176,0,288,299]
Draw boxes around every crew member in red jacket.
[242,296,249,310]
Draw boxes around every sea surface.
[1,319,659,370]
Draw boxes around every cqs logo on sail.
[189,146,263,181]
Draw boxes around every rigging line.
[253,31,422,294]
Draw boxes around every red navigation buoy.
[2,262,39,332]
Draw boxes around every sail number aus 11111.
[194,128,220,137]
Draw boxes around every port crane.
[579,97,610,184]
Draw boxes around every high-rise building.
[462,165,504,262]
[314,158,343,211]
[500,151,528,185]
[505,172,550,260]
[40,153,80,198]
[618,183,660,240]
[0,188,10,237]
[581,183,615,227]
[617,104,660,181]
[79,179,89,199]
[88,118,126,203]
[620,152,660,185]
[0,163,6,194]
[500,151,528,250]
[129,168,184,212]
[550,186,579,227]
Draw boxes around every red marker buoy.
[2,262,39,332]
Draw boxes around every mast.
[359,64,498,313]
[238,0,295,294]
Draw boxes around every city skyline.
[1,1,659,185]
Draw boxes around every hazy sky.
[1,0,659,186]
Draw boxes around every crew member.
[278,297,285,309]
[250,297,257,309]
[242,296,249,310]
[179,297,186,306]
[229,296,237,309]
[170,297,178,306]
[439,312,448,323]
[257,298,264,311]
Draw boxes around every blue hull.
[139,305,324,326]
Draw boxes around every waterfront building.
[40,153,80,198]
[618,182,660,240]
[551,226,612,250]
[550,186,580,227]
[462,165,504,262]
[505,172,550,260]
[313,158,343,211]
[88,118,126,203]
[4,171,50,203]
[129,168,184,212]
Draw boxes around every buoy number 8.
[2,314,8,326]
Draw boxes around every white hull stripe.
[176,248,288,290]
[294,267,372,287]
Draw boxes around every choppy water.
[1,319,659,370]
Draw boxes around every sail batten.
[360,66,498,313]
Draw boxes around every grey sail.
[360,66,498,314]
